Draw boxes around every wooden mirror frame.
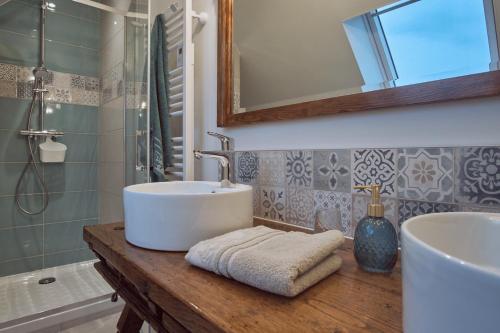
[217,0,500,128]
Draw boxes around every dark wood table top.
[84,222,402,333]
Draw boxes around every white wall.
[193,0,500,181]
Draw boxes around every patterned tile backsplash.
[286,151,313,188]
[236,151,259,184]
[235,147,500,238]
[398,148,454,202]
[455,147,500,205]
[313,150,350,192]
[0,62,99,106]
[352,149,397,197]
[261,187,286,221]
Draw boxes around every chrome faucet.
[194,150,232,187]
[207,131,233,151]
[194,132,234,187]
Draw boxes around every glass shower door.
[125,8,149,187]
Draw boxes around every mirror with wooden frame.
[218,0,500,127]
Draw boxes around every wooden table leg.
[117,305,144,333]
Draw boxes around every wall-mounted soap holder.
[39,136,67,163]
[19,130,67,163]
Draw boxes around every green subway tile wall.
[0,195,43,229]
[0,99,31,129]
[44,248,95,269]
[44,191,98,223]
[0,226,43,262]
[0,256,43,277]
[0,0,100,276]
[44,104,98,133]
[44,219,98,254]
[0,130,31,162]
[0,0,99,76]
[45,163,97,192]
[0,163,40,195]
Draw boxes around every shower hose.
[15,76,49,215]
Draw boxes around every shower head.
[33,67,50,80]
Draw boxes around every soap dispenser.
[353,184,398,273]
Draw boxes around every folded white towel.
[185,226,344,297]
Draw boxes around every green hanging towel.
[150,14,173,182]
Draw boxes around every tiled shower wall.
[0,0,100,276]
[235,147,500,237]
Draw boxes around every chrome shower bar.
[39,0,47,68]
[20,130,64,137]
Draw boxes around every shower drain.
[38,277,56,285]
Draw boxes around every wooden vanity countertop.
[83,222,402,333]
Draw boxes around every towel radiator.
[161,1,206,181]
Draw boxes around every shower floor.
[0,260,116,331]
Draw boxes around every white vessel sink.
[123,181,253,251]
[401,212,500,333]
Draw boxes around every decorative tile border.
[0,62,99,107]
[0,63,17,99]
[101,62,124,105]
[0,80,17,98]
[236,146,500,236]
[125,82,147,109]
[0,63,17,81]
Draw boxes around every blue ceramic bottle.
[353,185,398,273]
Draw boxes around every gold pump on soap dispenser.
[354,184,384,217]
[353,184,398,273]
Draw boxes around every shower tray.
[0,260,121,332]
